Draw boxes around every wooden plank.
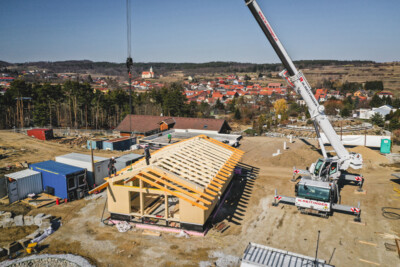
[179,148,221,169]
[151,169,214,200]
[216,174,228,181]
[210,180,223,188]
[135,173,208,210]
[212,176,225,184]
[150,169,214,201]
[205,188,218,196]
[205,137,244,155]
[140,172,212,206]
[145,197,163,214]
[359,259,380,266]
[151,165,206,191]
[156,162,207,188]
[89,181,109,194]
[194,141,231,158]
[216,170,230,178]
[169,154,214,178]
[160,158,209,187]
[207,183,221,192]
[173,153,219,176]
[142,230,161,237]
[197,140,232,157]
[184,146,226,165]
[206,138,237,151]
[187,145,230,166]
[358,240,377,246]
[198,138,233,155]
[219,168,231,176]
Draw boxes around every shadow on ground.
[211,162,259,226]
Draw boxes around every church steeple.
[150,66,153,73]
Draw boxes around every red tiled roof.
[212,92,224,98]
[116,115,231,134]
[267,83,282,88]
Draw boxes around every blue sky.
[1,0,399,63]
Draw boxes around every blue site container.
[103,137,136,151]
[380,138,391,154]
[87,139,106,150]
[30,160,86,200]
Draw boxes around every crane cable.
[126,0,132,59]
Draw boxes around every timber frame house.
[90,135,244,232]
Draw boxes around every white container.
[5,169,42,203]
[55,153,110,187]
[115,153,144,171]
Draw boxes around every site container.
[30,160,86,200]
[26,128,53,140]
[115,153,144,171]
[5,169,43,203]
[87,139,106,150]
[0,177,6,199]
[103,137,136,151]
[55,153,109,187]
[380,138,391,154]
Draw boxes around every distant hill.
[0,61,12,68]
[1,59,376,76]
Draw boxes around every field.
[0,131,399,266]
[220,62,400,94]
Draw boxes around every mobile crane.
[244,0,364,221]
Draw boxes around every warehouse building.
[91,135,243,232]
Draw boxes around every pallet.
[21,193,60,208]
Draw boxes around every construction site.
[1,0,400,266]
[0,129,399,266]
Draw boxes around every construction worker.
[108,156,116,177]
[167,133,172,143]
[144,145,151,165]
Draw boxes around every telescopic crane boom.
[244,0,365,221]
[244,0,362,171]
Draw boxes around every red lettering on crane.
[258,11,278,42]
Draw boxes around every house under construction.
[92,135,244,232]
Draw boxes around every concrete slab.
[14,215,24,226]
[24,215,34,226]
[34,213,45,226]
[0,211,12,221]
[2,218,15,228]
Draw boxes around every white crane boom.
[244,0,362,170]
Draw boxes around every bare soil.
[0,225,38,247]
[0,131,136,168]
[0,132,399,266]
[0,203,31,216]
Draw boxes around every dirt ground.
[0,131,132,169]
[1,132,400,266]
[0,225,38,247]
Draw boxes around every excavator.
[244,0,364,221]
